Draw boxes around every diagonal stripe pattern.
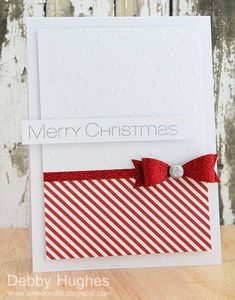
[43,177,211,260]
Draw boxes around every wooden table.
[0,226,234,300]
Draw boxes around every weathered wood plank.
[46,0,75,16]
[115,0,170,16]
[46,0,114,17]
[212,0,235,225]
[0,0,46,227]
[172,0,235,225]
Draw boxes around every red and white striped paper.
[43,176,211,260]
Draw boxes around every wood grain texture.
[172,0,235,225]
[115,0,170,16]
[0,0,234,226]
[0,226,234,299]
[46,0,114,17]
[0,0,46,227]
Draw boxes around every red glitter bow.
[133,154,220,187]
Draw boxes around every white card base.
[27,16,221,272]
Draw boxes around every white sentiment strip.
[163,180,210,224]
[45,207,98,258]
[44,183,119,257]
[100,179,173,253]
[122,179,195,252]
[54,181,133,256]
[73,180,151,255]
[113,178,184,253]
[22,115,194,145]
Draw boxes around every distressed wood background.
[0,0,234,227]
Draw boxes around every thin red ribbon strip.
[44,168,134,182]
[44,154,219,186]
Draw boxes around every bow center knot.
[169,165,184,179]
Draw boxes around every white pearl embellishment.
[169,165,184,179]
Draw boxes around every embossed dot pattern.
[37,26,206,171]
